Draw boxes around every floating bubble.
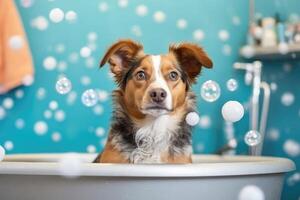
[43,56,57,70]
[80,76,91,86]
[218,30,230,41]
[54,110,65,122]
[281,92,294,106]
[0,145,5,161]
[244,130,261,146]
[65,10,77,23]
[177,19,187,29]
[185,112,200,126]
[278,43,289,55]
[49,8,64,23]
[52,132,61,142]
[283,139,300,157]
[87,32,97,42]
[199,115,211,129]
[238,185,265,200]
[34,121,48,135]
[241,45,255,58]
[81,89,98,107]
[0,106,6,120]
[232,16,241,25]
[96,127,105,137]
[20,0,34,8]
[15,89,24,99]
[22,74,34,86]
[226,78,238,91]
[4,141,14,151]
[69,52,79,63]
[93,105,104,115]
[59,153,82,178]
[270,82,277,92]
[44,110,52,119]
[153,11,166,23]
[66,91,77,105]
[136,5,148,16]
[8,35,23,49]
[80,47,91,58]
[193,29,205,41]
[287,172,300,186]
[266,128,280,141]
[200,80,221,102]
[97,90,109,102]
[222,101,244,123]
[56,77,72,95]
[222,44,232,56]
[36,87,46,100]
[2,98,14,109]
[118,0,128,8]
[15,118,25,129]
[87,145,96,153]
[31,16,48,31]
[49,101,58,110]
[98,2,109,12]
[131,25,142,37]
[57,61,67,72]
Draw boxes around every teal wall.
[0,0,299,199]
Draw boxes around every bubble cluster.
[201,80,221,102]
[222,101,244,123]
[185,112,200,126]
[226,79,238,91]
[81,89,98,107]
[56,77,72,95]
[244,130,261,146]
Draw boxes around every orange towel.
[0,0,34,94]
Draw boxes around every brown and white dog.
[94,39,213,164]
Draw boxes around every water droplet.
[81,89,98,107]
[56,77,72,95]
[244,130,261,146]
[200,80,221,102]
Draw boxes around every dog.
[94,39,213,164]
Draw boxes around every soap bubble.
[59,153,82,178]
[2,98,14,109]
[49,101,58,110]
[97,90,109,102]
[49,8,64,23]
[238,185,265,200]
[34,121,48,135]
[80,47,91,58]
[153,11,166,23]
[65,10,77,23]
[232,16,241,25]
[281,92,294,106]
[287,173,300,186]
[81,89,98,107]
[69,52,79,63]
[198,115,211,129]
[218,30,230,41]
[266,128,280,141]
[8,35,23,49]
[283,139,300,157]
[193,29,205,41]
[36,87,46,100]
[55,44,65,53]
[15,118,25,129]
[244,130,261,146]
[22,74,34,86]
[222,101,244,123]
[0,145,5,161]
[136,5,148,16]
[93,105,104,115]
[98,2,109,12]
[270,82,277,92]
[226,78,238,91]
[31,16,48,31]
[87,145,96,153]
[66,91,77,105]
[52,132,61,142]
[87,32,98,42]
[241,45,255,58]
[54,110,65,122]
[15,89,24,99]
[43,56,57,70]
[4,141,14,151]
[56,77,72,95]
[131,25,142,37]
[0,106,6,120]
[44,110,52,119]
[118,0,128,8]
[96,127,105,137]
[278,43,289,55]
[201,80,221,102]
[177,19,187,29]
[222,44,232,56]
[20,0,34,8]
[185,112,200,126]
[80,76,91,86]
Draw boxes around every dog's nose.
[149,88,167,103]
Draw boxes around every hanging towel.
[0,0,34,94]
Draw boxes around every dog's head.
[100,39,213,118]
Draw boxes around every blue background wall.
[0,0,299,199]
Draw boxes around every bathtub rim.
[0,153,295,177]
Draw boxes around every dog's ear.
[169,43,213,83]
[100,39,144,83]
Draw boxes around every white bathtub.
[0,154,295,200]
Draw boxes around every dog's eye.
[169,71,179,81]
[136,71,146,80]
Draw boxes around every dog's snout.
[149,88,167,103]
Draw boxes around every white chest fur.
[129,115,179,163]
